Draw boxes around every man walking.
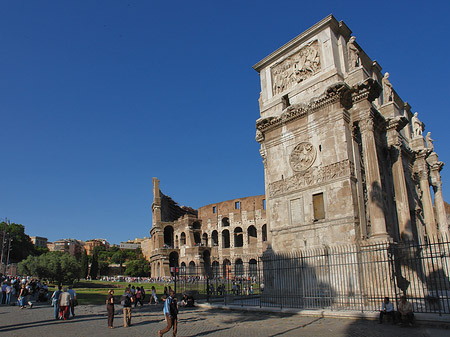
[121,288,134,327]
[158,290,178,337]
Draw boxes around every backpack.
[120,294,131,307]
[169,297,178,317]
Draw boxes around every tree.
[18,251,81,284]
[0,222,35,263]
[90,252,99,279]
[80,250,89,279]
[124,258,150,277]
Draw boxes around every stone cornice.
[351,78,382,104]
[256,82,351,133]
[253,14,349,72]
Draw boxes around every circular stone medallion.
[290,142,316,172]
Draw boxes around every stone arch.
[169,251,179,268]
[175,235,179,248]
[248,225,257,245]
[262,224,267,242]
[180,232,186,245]
[222,229,230,248]
[223,259,231,278]
[212,230,219,246]
[202,233,208,246]
[249,258,258,276]
[212,260,220,276]
[222,217,230,227]
[188,261,196,275]
[194,232,201,245]
[164,226,174,247]
[235,258,244,276]
[234,227,243,247]
[193,221,201,230]
[157,262,160,277]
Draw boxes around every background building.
[30,236,48,248]
[52,238,84,257]
[84,238,110,255]
[149,178,267,277]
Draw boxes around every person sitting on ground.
[379,297,395,324]
[398,295,414,326]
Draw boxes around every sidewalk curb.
[196,302,450,326]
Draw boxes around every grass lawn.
[47,281,168,305]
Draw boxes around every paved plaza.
[0,302,449,337]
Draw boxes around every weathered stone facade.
[254,15,448,252]
[149,178,267,277]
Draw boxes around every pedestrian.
[120,288,133,327]
[5,282,12,305]
[379,297,395,324]
[67,285,77,318]
[51,286,62,320]
[106,289,115,328]
[398,295,414,326]
[58,287,71,320]
[158,290,178,337]
[150,286,159,304]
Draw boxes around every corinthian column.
[386,117,412,240]
[429,160,448,236]
[359,114,388,238]
[416,151,437,236]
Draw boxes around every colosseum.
[148,178,268,278]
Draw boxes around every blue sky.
[1,1,449,244]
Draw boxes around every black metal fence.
[173,236,450,314]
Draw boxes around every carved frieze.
[271,40,321,95]
[290,142,316,172]
[269,160,353,197]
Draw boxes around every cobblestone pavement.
[0,303,449,337]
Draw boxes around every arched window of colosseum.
[212,261,220,276]
[222,230,230,248]
[248,225,257,245]
[202,233,208,246]
[235,258,244,276]
[223,259,231,278]
[262,224,267,242]
[222,217,230,227]
[157,262,160,277]
[169,251,179,268]
[164,226,174,248]
[175,235,179,248]
[194,232,201,245]
[249,259,258,277]
[181,261,186,273]
[193,221,201,230]
[234,227,243,247]
[189,261,196,275]
[212,230,218,246]
[180,232,186,246]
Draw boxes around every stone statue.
[412,112,424,137]
[426,132,434,151]
[347,36,360,70]
[382,72,393,103]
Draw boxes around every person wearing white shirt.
[379,297,396,324]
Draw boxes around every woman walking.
[106,289,115,328]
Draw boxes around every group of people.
[106,285,193,336]
[379,296,415,326]
[1,275,51,308]
[50,285,77,320]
